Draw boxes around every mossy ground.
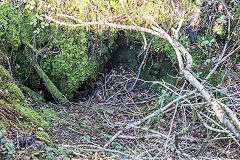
[21,86,46,104]
[35,131,51,142]
[0,65,49,131]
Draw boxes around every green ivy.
[0,130,16,159]
[42,27,98,99]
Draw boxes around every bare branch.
[45,11,240,143]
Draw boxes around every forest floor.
[6,66,240,159]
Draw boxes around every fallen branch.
[103,91,195,148]
[220,102,240,132]
[61,144,132,158]
[130,38,155,90]
[183,69,240,138]
[45,12,240,144]
[173,11,186,39]
[22,40,68,104]
[203,45,240,84]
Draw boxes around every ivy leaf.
[210,39,216,43]
[36,14,43,21]
[29,5,34,11]
[25,4,30,9]
[222,20,227,24]
[201,40,209,46]
[206,59,211,63]
[30,1,35,5]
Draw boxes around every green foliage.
[41,108,58,121]
[209,72,226,86]
[212,23,226,37]
[201,38,216,47]
[0,1,37,50]
[56,0,194,28]
[0,1,103,100]
[13,49,43,90]
[212,15,227,38]
[153,39,176,62]
[113,31,177,91]
[42,27,98,99]
[0,130,16,158]
[100,132,113,139]
[22,47,67,103]
[112,142,124,151]
[230,0,240,43]
[134,32,176,63]
[39,147,70,160]
[231,0,240,15]
[80,135,91,142]
[0,1,48,90]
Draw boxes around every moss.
[21,86,46,104]
[0,65,49,130]
[0,92,49,130]
[59,120,71,126]
[4,83,27,106]
[40,108,70,126]
[0,66,11,80]
[42,108,58,118]
[14,103,49,129]
[20,121,34,132]
[40,108,61,123]
[35,131,51,142]
[1,1,105,101]
[0,66,27,108]
[0,120,9,130]
[22,47,67,103]
[13,49,43,90]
